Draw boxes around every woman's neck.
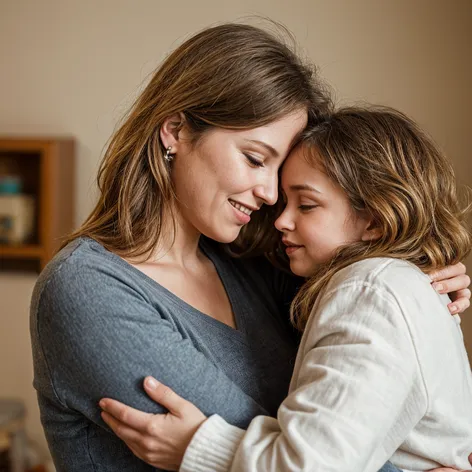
[145,212,204,269]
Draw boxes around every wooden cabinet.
[0,138,75,272]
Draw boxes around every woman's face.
[171,110,307,243]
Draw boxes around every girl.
[100,106,472,471]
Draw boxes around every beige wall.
[1,0,471,466]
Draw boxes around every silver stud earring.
[164,146,174,162]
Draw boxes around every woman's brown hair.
[64,22,332,258]
[290,106,471,331]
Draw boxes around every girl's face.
[171,110,307,243]
[275,145,372,277]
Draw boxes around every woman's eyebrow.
[243,139,279,157]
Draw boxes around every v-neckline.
[87,237,247,336]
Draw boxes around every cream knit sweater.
[180,258,472,472]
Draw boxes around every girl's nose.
[275,207,295,232]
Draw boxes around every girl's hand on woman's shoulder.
[100,377,206,471]
[430,262,471,314]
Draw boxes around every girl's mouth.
[282,239,304,255]
[285,245,303,255]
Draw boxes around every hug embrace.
[30,22,472,472]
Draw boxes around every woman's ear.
[159,112,186,151]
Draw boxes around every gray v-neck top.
[30,237,301,471]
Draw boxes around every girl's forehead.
[282,146,322,177]
[281,148,338,195]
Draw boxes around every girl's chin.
[289,261,318,278]
[289,264,308,277]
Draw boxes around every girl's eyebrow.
[289,184,322,194]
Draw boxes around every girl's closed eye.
[299,205,318,211]
[299,202,319,211]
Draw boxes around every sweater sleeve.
[180,282,426,472]
[33,258,268,432]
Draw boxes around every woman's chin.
[203,226,243,244]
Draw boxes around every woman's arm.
[33,261,269,466]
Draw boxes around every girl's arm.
[102,379,472,472]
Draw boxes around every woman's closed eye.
[244,153,264,168]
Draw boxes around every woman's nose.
[253,173,278,206]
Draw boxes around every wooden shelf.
[0,137,75,272]
[0,245,44,259]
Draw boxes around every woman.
[30,23,470,472]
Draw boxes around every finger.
[449,288,472,303]
[432,275,471,295]
[99,398,153,432]
[469,451,472,465]
[101,411,143,444]
[430,262,466,282]
[128,444,146,463]
[144,377,190,417]
[448,296,470,315]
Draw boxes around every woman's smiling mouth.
[229,199,258,224]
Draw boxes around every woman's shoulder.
[32,237,134,306]
[38,237,111,280]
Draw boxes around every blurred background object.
[0,1,470,469]
[0,398,26,472]
[0,138,75,272]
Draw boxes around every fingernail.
[99,400,107,409]
[450,304,458,314]
[145,377,159,390]
[433,283,444,293]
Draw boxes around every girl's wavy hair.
[288,106,471,331]
[62,22,332,259]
